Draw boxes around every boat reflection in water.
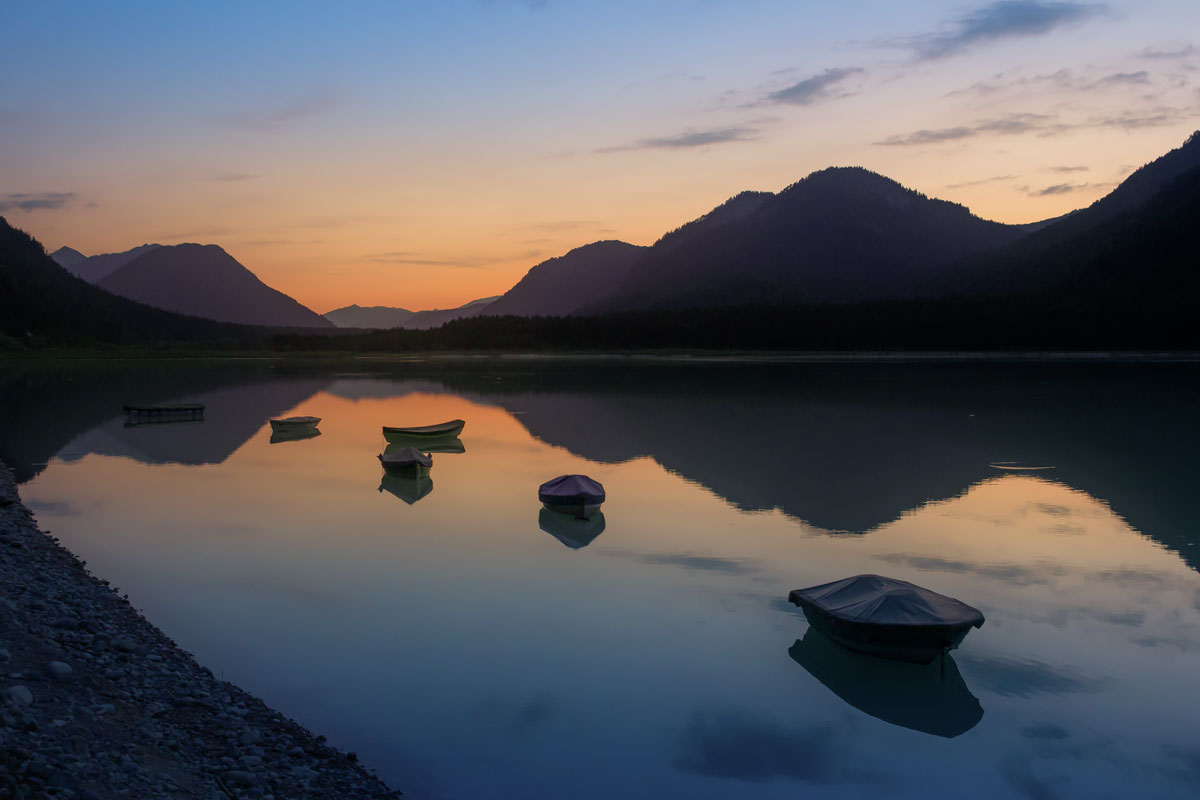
[788,628,983,738]
[378,470,434,505]
[538,507,606,549]
[268,427,322,445]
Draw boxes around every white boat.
[378,446,433,473]
[382,419,465,439]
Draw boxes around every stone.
[5,685,34,706]
[223,770,257,786]
[113,637,137,653]
[48,660,73,679]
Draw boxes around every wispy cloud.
[876,112,1061,145]
[369,249,541,269]
[598,126,758,153]
[946,174,1017,188]
[1026,182,1091,195]
[1047,164,1089,172]
[220,88,344,132]
[1137,43,1196,59]
[0,191,76,212]
[900,1,1106,61]
[765,67,865,105]
[949,67,1151,96]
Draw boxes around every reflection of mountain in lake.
[436,362,1200,571]
[0,362,330,480]
[789,629,983,738]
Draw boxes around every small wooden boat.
[123,403,204,425]
[538,474,605,519]
[788,575,985,665]
[378,446,432,473]
[382,419,465,439]
[269,416,321,431]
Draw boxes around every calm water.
[3,358,1199,799]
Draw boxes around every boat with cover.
[788,574,985,664]
[269,416,321,431]
[538,474,605,519]
[382,419,465,439]
[378,446,433,473]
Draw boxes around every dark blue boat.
[538,474,605,519]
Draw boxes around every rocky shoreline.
[0,463,402,799]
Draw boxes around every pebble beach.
[0,462,402,799]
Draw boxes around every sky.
[2,0,1198,312]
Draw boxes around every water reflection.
[538,508,606,549]
[378,471,434,505]
[270,428,322,445]
[788,629,983,738]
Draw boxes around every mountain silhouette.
[485,241,648,317]
[53,243,161,283]
[582,168,1028,312]
[1,218,256,346]
[96,243,332,328]
[324,304,415,329]
[397,296,499,329]
[938,131,1200,302]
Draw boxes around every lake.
[3,357,1199,799]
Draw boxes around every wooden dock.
[123,404,205,425]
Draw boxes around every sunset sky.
[3,0,1198,312]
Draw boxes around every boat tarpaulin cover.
[380,446,433,468]
[789,575,984,629]
[538,474,605,505]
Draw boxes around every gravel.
[0,461,403,799]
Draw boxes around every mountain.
[0,218,256,346]
[398,296,499,330]
[584,168,1028,313]
[324,304,415,329]
[49,246,85,269]
[53,243,161,283]
[943,130,1200,298]
[484,241,648,317]
[96,244,333,328]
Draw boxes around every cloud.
[1137,44,1196,59]
[952,68,1151,96]
[220,88,344,132]
[947,174,1017,188]
[599,126,758,153]
[956,655,1106,697]
[0,191,76,212]
[1026,182,1091,196]
[1046,165,1089,173]
[675,711,875,784]
[876,112,1062,145]
[766,67,865,105]
[368,249,541,269]
[903,1,1106,61]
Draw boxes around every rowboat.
[538,474,605,519]
[788,574,985,664]
[269,416,321,431]
[788,629,983,738]
[538,507,606,549]
[378,445,432,474]
[382,419,465,439]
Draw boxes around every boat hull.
[540,500,603,520]
[269,416,321,431]
[794,604,976,665]
[382,419,465,439]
